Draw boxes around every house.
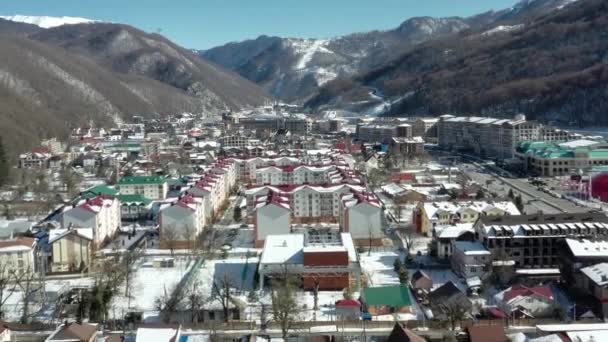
[253,191,291,248]
[579,263,608,317]
[386,323,425,342]
[466,325,508,342]
[362,285,412,316]
[416,200,520,236]
[45,322,98,342]
[258,232,361,290]
[49,228,93,273]
[0,237,37,275]
[434,223,475,260]
[428,281,472,320]
[494,284,556,318]
[410,270,433,292]
[117,176,169,200]
[560,238,608,285]
[339,191,384,246]
[62,195,121,248]
[335,299,361,321]
[451,241,491,279]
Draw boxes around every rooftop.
[566,238,608,258]
[581,263,608,287]
[117,175,167,185]
[363,285,412,307]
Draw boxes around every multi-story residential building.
[437,114,542,159]
[412,118,439,143]
[560,238,608,285]
[49,228,93,273]
[0,237,36,275]
[258,232,361,290]
[62,195,121,248]
[245,183,367,224]
[41,138,65,155]
[117,176,169,200]
[253,191,291,247]
[255,165,360,186]
[416,201,521,236]
[389,137,425,158]
[357,123,412,144]
[18,149,52,169]
[339,191,384,246]
[159,194,206,249]
[475,212,608,269]
[451,241,491,279]
[218,134,261,149]
[516,139,608,176]
[229,157,300,183]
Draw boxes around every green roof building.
[117,176,168,200]
[363,285,412,316]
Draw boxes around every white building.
[339,191,384,246]
[494,285,556,318]
[451,241,491,279]
[254,192,291,248]
[62,195,121,248]
[117,176,169,200]
[159,194,206,249]
[0,237,36,276]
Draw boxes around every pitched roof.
[501,284,554,303]
[0,237,36,252]
[467,325,508,342]
[117,194,152,206]
[429,281,464,302]
[363,285,412,307]
[411,270,431,283]
[117,175,167,185]
[49,323,97,341]
[335,299,361,307]
[387,323,425,342]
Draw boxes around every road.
[460,161,591,215]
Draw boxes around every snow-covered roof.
[566,238,608,257]
[453,241,490,256]
[423,200,520,220]
[49,228,94,244]
[260,234,304,265]
[537,323,608,333]
[135,328,179,342]
[435,223,474,239]
[581,263,608,287]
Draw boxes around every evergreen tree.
[514,194,524,212]
[393,257,403,273]
[0,138,9,187]
[233,205,242,222]
[508,189,515,199]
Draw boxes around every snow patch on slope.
[482,24,524,36]
[0,15,97,28]
[288,39,332,70]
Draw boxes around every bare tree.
[154,283,179,323]
[123,248,142,308]
[400,226,416,258]
[0,264,18,319]
[270,271,300,340]
[161,225,178,256]
[440,300,468,331]
[182,224,196,254]
[212,273,234,323]
[184,281,204,324]
[16,267,40,323]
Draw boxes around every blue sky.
[1,0,521,49]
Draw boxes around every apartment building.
[186,159,236,217]
[516,139,608,176]
[357,123,412,144]
[117,176,169,200]
[475,212,608,269]
[218,134,261,149]
[62,195,121,248]
[229,157,300,183]
[255,165,361,186]
[416,200,521,236]
[245,183,367,224]
[412,118,439,144]
[389,137,425,158]
[437,114,542,159]
[451,241,491,279]
[339,191,384,246]
[0,237,36,276]
[253,191,291,247]
[258,232,361,290]
[159,194,206,249]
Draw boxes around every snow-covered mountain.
[200,0,579,103]
[0,15,97,29]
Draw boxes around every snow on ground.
[408,268,467,293]
[359,251,401,286]
[110,257,195,320]
[195,256,259,299]
[482,24,524,36]
[289,39,332,70]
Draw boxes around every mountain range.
[304,0,607,127]
[0,19,269,157]
[200,0,581,103]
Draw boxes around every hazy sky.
[1,0,521,49]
